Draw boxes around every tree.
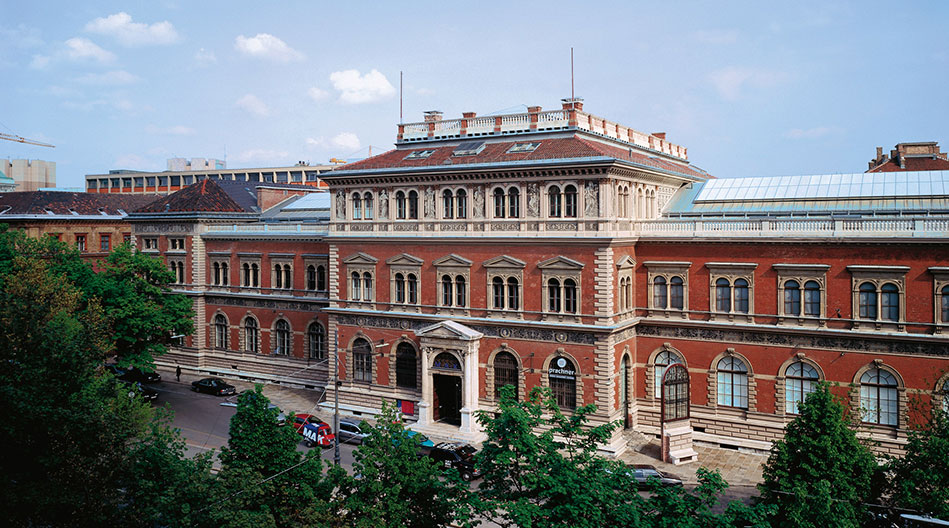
[212,385,336,528]
[640,467,773,528]
[474,385,640,527]
[886,405,949,519]
[338,401,472,528]
[759,382,879,528]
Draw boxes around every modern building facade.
[86,163,337,195]
[0,159,56,191]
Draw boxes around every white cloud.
[708,67,788,100]
[693,29,738,45]
[85,12,179,46]
[305,137,324,149]
[330,132,360,151]
[307,86,329,101]
[784,126,836,139]
[75,70,139,85]
[236,94,271,117]
[234,33,303,62]
[235,148,289,164]
[194,47,216,65]
[146,124,196,135]
[29,55,51,69]
[64,37,115,63]
[329,69,395,104]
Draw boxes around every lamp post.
[333,329,341,466]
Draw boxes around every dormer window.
[404,150,435,160]
[507,142,540,154]
[453,141,485,156]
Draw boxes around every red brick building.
[128,101,949,457]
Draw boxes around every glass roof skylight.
[404,150,436,160]
[506,142,541,154]
[694,171,949,202]
[453,141,486,156]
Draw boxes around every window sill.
[647,309,688,319]
[852,320,905,332]
[709,313,754,324]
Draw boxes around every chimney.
[652,132,667,140]
[561,97,584,112]
[462,112,477,118]
[423,110,443,122]
[876,146,883,159]
[528,106,542,131]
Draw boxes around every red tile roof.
[136,179,247,213]
[867,157,949,173]
[335,135,710,179]
[0,191,160,215]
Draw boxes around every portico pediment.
[537,255,585,270]
[433,254,473,267]
[415,320,484,341]
[483,255,526,269]
[616,255,636,270]
[385,253,424,266]
[342,252,378,265]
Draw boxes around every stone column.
[417,346,433,425]
[460,340,481,434]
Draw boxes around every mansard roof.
[328,136,710,180]
[0,191,159,216]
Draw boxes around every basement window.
[507,142,540,154]
[453,141,486,156]
[404,150,436,160]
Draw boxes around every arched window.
[274,264,283,289]
[407,273,418,304]
[784,280,801,316]
[220,262,228,285]
[618,278,626,312]
[492,277,505,309]
[395,273,406,303]
[549,357,577,409]
[548,278,561,312]
[284,265,291,289]
[307,265,316,290]
[564,185,578,218]
[625,277,633,310]
[881,283,899,321]
[363,192,373,220]
[455,275,466,307]
[351,272,361,301]
[352,193,362,220]
[214,314,228,349]
[244,317,259,353]
[396,191,407,219]
[670,276,684,310]
[715,278,731,312]
[362,272,373,300]
[396,343,417,389]
[317,265,326,291]
[859,282,877,319]
[493,188,505,218]
[494,351,519,401]
[734,279,749,313]
[251,263,259,287]
[653,277,668,309]
[213,262,221,286]
[507,277,520,310]
[716,356,748,409]
[274,320,290,355]
[942,285,949,322]
[307,323,325,360]
[441,275,453,306]
[860,367,898,426]
[408,190,419,219]
[804,280,820,316]
[352,338,372,382]
[564,278,577,314]
[442,189,454,219]
[243,263,251,286]
[508,188,520,218]
[654,350,683,398]
[548,185,562,217]
[785,361,819,414]
[456,189,467,219]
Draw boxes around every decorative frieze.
[136,223,194,234]
[205,295,325,311]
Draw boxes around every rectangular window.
[75,235,86,252]
[143,237,158,250]
[99,234,111,252]
[169,238,185,250]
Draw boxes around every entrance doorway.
[433,374,462,426]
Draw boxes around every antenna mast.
[400,71,403,124]
[570,47,575,100]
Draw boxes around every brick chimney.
[561,97,583,112]
[528,106,542,130]
[423,110,443,122]
[652,132,667,140]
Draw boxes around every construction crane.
[0,132,54,148]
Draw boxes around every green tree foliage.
[212,385,336,528]
[759,382,879,528]
[338,401,472,528]
[886,406,949,519]
[640,467,773,528]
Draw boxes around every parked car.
[628,464,682,489]
[119,380,158,402]
[291,413,326,434]
[122,366,161,383]
[237,390,286,424]
[401,430,435,451]
[425,442,481,481]
[301,421,336,448]
[190,377,236,396]
[337,419,369,445]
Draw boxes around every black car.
[104,364,161,383]
[425,442,481,481]
[191,377,236,396]
[119,380,158,402]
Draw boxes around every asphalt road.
[152,380,360,471]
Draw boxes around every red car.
[292,413,336,448]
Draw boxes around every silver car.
[337,419,369,445]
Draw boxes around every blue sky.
[1,1,947,188]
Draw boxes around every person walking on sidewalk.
[175,365,181,382]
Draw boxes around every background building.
[86,163,337,195]
[0,159,56,191]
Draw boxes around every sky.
[1,1,947,189]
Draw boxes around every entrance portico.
[413,320,485,442]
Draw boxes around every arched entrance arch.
[430,351,463,426]
[414,320,484,436]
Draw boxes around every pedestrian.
[175,365,181,382]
